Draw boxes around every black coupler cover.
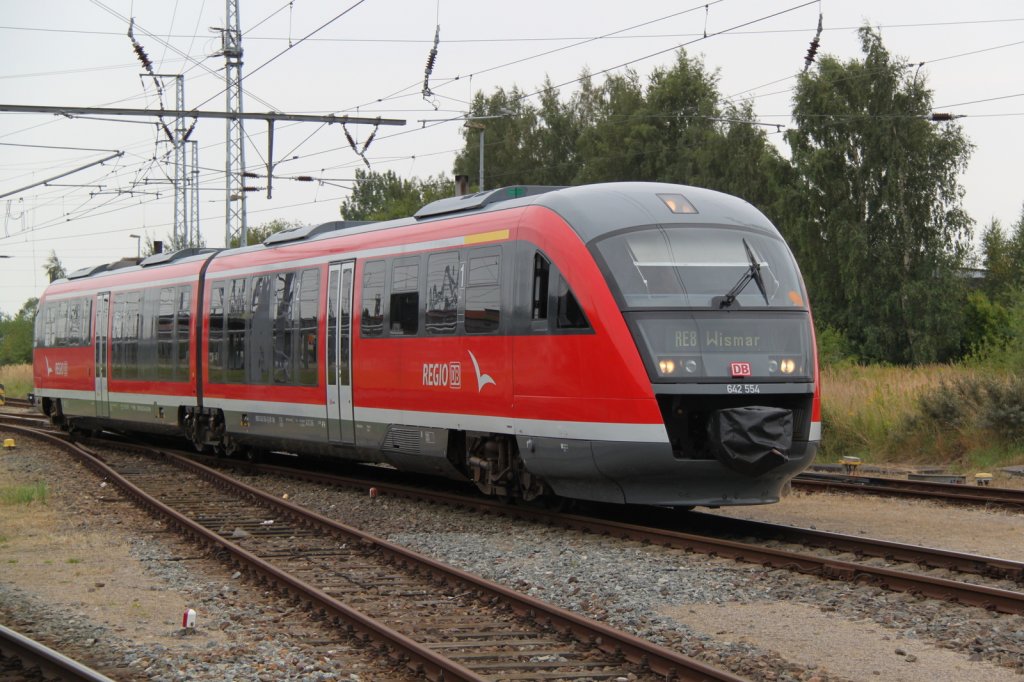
[708,406,793,476]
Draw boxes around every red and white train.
[33,182,820,507]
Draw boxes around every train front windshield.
[595,225,813,383]
[595,225,804,310]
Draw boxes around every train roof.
[47,182,778,288]
[259,182,778,250]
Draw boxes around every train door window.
[327,270,338,386]
[176,286,191,380]
[426,251,460,335]
[465,248,501,334]
[389,257,419,336]
[249,275,273,384]
[339,267,352,385]
[272,271,297,384]
[532,253,550,322]
[360,260,385,337]
[226,278,248,382]
[555,275,589,330]
[208,284,225,382]
[157,287,176,380]
[297,268,319,385]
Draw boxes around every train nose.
[707,406,793,476]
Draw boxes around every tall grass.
[821,364,967,457]
[821,363,1024,470]
[0,482,48,505]
[0,363,33,398]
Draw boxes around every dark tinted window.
[556,275,589,329]
[297,268,319,385]
[361,260,385,336]
[36,298,92,348]
[208,285,225,379]
[226,278,248,382]
[465,249,501,334]
[389,257,419,336]
[532,253,550,321]
[426,251,459,335]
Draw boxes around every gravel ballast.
[2,435,1023,681]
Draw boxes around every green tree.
[227,219,298,248]
[454,87,541,189]
[452,52,794,230]
[786,27,973,364]
[340,170,452,221]
[0,297,38,365]
[990,205,1024,294]
[43,251,65,282]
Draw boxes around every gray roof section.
[528,182,780,243]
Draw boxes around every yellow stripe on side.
[463,229,509,245]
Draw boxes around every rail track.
[793,471,1024,510]
[195,455,1024,615]
[1,423,745,682]
[5,417,1024,614]
[0,624,114,682]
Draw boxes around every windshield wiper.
[718,238,769,308]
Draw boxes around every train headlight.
[657,356,701,377]
[769,356,800,375]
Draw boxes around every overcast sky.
[1,0,1022,315]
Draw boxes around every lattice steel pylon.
[189,140,200,247]
[221,0,247,248]
[173,75,186,248]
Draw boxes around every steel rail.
[672,511,1024,583]
[0,624,114,682]
[793,473,1024,509]
[6,424,747,682]
[233,460,1024,615]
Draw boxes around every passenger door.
[94,292,110,418]
[326,261,355,444]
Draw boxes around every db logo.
[730,362,752,378]
[448,361,462,389]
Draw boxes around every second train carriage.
[34,181,820,508]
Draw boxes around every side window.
[297,268,319,386]
[208,284,225,380]
[389,257,419,336]
[67,299,83,345]
[556,275,589,330]
[249,275,272,384]
[465,248,501,334]
[177,286,191,379]
[532,252,550,321]
[157,287,176,380]
[426,251,459,335]
[272,271,297,384]
[111,294,124,374]
[119,291,141,379]
[55,300,69,346]
[226,278,248,382]
[360,260,385,337]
